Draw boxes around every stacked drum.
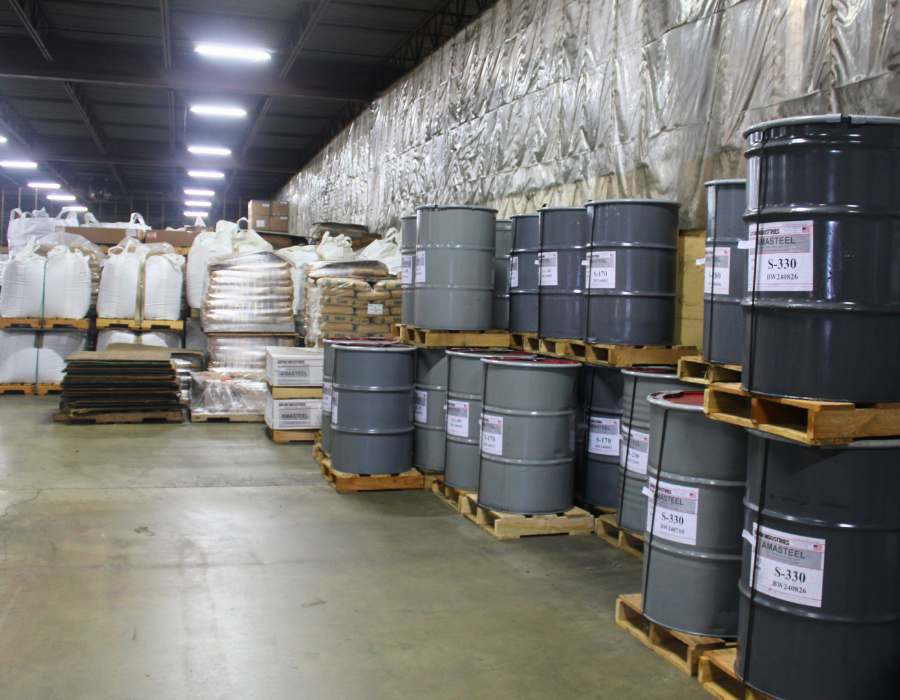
[400,214,416,326]
[413,348,448,473]
[508,213,540,334]
[537,206,589,339]
[492,219,513,329]
[578,366,624,509]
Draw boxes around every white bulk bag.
[277,245,320,313]
[316,232,355,261]
[232,218,273,253]
[0,330,86,384]
[0,240,45,318]
[355,229,402,275]
[97,245,142,318]
[43,246,91,319]
[99,212,148,238]
[186,230,232,309]
[143,254,184,320]
[97,329,182,351]
[7,209,66,257]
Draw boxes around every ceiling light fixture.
[195,44,271,62]
[28,182,61,189]
[188,145,231,156]
[0,136,7,143]
[0,160,38,169]
[187,171,225,179]
[67,206,88,212]
[47,193,76,201]
[185,211,208,218]
[185,200,212,207]
[184,188,215,196]
[190,105,247,118]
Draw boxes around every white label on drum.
[414,390,428,423]
[588,417,619,456]
[587,251,616,289]
[644,477,699,545]
[704,246,731,294]
[322,380,332,412]
[746,524,826,608]
[539,251,558,286]
[509,257,519,288]
[330,390,338,424]
[480,414,503,455]
[401,254,413,285]
[446,400,469,437]
[747,221,814,292]
[415,251,426,283]
[619,427,649,475]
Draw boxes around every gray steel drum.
[578,366,624,509]
[414,348,448,472]
[742,115,900,402]
[509,213,540,333]
[322,338,397,455]
[414,205,496,331]
[641,390,748,638]
[443,348,530,491]
[478,357,580,514]
[400,214,416,326]
[537,207,589,339]
[617,367,693,534]
[585,200,680,345]
[737,432,900,700]
[703,180,747,366]
[331,343,415,475]
[492,219,513,330]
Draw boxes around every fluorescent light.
[0,160,38,169]
[185,200,212,207]
[28,182,61,189]
[67,206,88,212]
[188,145,231,156]
[190,105,247,118]
[185,211,208,217]
[0,136,7,143]
[47,194,76,201]
[187,170,224,179]
[195,43,271,62]
[184,188,215,196]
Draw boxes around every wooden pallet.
[615,594,732,677]
[525,336,697,368]
[573,498,617,519]
[459,493,594,539]
[705,381,900,446]
[0,383,61,395]
[508,332,538,351]
[268,385,323,399]
[698,647,774,700]
[96,318,184,331]
[416,468,444,491]
[397,325,510,348]
[190,413,265,423]
[312,442,328,463]
[53,410,183,424]
[431,480,474,512]
[678,355,742,386]
[319,458,424,493]
[595,513,644,560]
[0,317,90,330]
[268,427,319,443]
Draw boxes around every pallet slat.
[96,318,184,331]
[431,480,474,512]
[0,383,61,395]
[268,427,318,443]
[677,355,742,385]
[0,318,90,330]
[312,445,424,493]
[459,493,594,539]
[190,413,264,423]
[595,513,644,560]
[698,647,775,700]
[526,336,698,368]
[398,325,509,348]
[54,410,183,424]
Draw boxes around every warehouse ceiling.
[0,0,497,222]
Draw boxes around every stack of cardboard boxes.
[248,200,290,233]
[264,346,324,442]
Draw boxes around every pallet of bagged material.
[0,383,61,395]
[677,355,742,385]
[190,413,264,423]
[459,493,594,539]
[698,647,775,700]
[595,513,644,560]
[431,479,473,512]
[704,381,900,446]
[615,594,732,677]
[268,427,318,443]
[528,336,698,368]
[508,332,538,351]
[54,410,183,424]
[0,317,91,330]
[96,318,184,331]
[398,325,510,348]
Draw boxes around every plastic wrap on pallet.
[304,274,401,347]
[0,329,87,384]
[206,334,297,372]
[278,0,899,234]
[185,318,208,357]
[201,251,295,332]
[189,371,267,416]
[96,330,183,352]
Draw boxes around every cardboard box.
[65,226,140,246]
[267,215,290,233]
[144,229,199,247]
[270,201,290,216]
[251,215,271,231]
[248,200,271,222]
[265,347,324,386]
[265,391,322,430]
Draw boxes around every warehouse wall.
[279,0,900,234]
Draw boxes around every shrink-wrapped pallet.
[0,330,87,384]
[189,371,267,417]
[207,334,296,372]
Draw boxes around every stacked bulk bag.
[97,241,185,320]
[97,242,143,318]
[6,208,67,256]
[143,254,184,320]
[43,246,92,319]
[0,330,87,384]
[97,330,182,351]
[0,240,46,318]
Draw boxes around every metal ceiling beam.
[158,0,172,70]
[6,0,55,61]
[0,94,73,187]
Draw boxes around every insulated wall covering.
[278,0,900,233]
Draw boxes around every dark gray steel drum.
[493,219,513,330]
[577,366,624,509]
[703,180,747,366]
[331,343,415,475]
[617,367,693,534]
[400,214,416,326]
[641,391,748,638]
[414,205,496,331]
[414,348,448,472]
[478,357,580,514]
[509,213,540,334]
[443,348,529,491]
[737,432,900,700]
[585,200,680,346]
[742,115,900,402]
[537,207,589,339]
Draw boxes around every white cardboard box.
[265,346,324,386]
[265,392,323,430]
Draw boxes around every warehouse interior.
[0,1,898,699]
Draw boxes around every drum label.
[619,427,649,475]
[415,251,426,283]
[414,390,428,423]
[745,524,826,608]
[446,400,469,437]
[588,417,619,455]
[509,257,519,288]
[322,381,332,412]
[480,414,503,455]
[539,251,558,286]
[401,254,413,285]
[704,246,731,294]
[747,221,814,292]
[644,477,699,545]
[330,390,338,423]
[587,251,616,289]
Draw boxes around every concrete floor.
[0,397,709,700]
